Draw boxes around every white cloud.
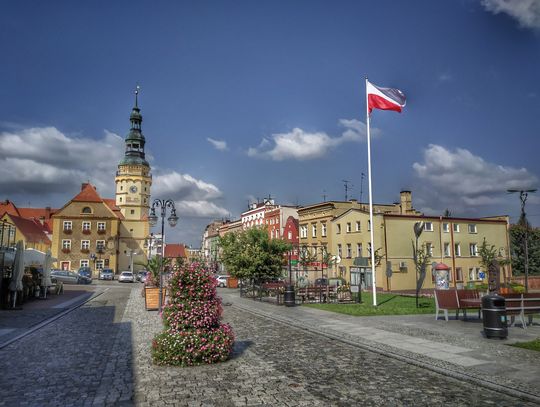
[438,72,453,82]
[207,137,228,151]
[152,171,229,218]
[413,144,538,213]
[0,126,123,196]
[482,0,540,29]
[247,119,378,161]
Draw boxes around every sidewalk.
[0,285,99,348]
[219,289,540,402]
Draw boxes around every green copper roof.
[118,90,149,168]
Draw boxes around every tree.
[509,224,540,276]
[136,256,171,286]
[219,228,291,282]
[412,221,431,308]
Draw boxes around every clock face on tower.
[129,185,138,193]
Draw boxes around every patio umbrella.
[8,240,24,308]
[42,249,53,299]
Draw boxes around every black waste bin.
[482,294,507,339]
[283,285,296,307]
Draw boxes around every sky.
[1,0,540,247]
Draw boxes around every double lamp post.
[148,199,178,312]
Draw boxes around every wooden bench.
[501,293,540,329]
[434,289,481,321]
[297,286,336,303]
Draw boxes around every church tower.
[115,87,151,270]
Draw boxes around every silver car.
[51,270,83,284]
[118,271,134,283]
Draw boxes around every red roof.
[6,214,51,245]
[72,183,103,203]
[164,244,186,258]
[103,199,124,219]
[0,200,21,217]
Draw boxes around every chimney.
[45,206,51,220]
[400,190,412,214]
[81,182,89,191]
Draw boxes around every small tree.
[412,222,430,308]
[136,256,171,287]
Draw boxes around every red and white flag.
[367,81,406,114]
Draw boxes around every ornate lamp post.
[148,199,178,312]
[508,189,537,293]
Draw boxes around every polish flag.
[367,81,406,113]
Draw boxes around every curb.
[231,301,540,405]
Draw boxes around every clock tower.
[115,88,152,270]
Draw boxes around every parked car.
[215,275,229,288]
[51,270,89,285]
[99,269,114,280]
[138,271,148,283]
[118,271,134,283]
[78,267,93,282]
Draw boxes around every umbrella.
[8,240,24,308]
[41,249,53,299]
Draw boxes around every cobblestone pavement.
[0,286,536,406]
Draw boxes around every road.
[0,283,535,406]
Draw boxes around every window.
[468,267,481,281]
[300,225,307,239]
[130,209,135,215]
[321,223,327,237]
[453,224,460,233]
[456,267,463,281]
[97,222,106,232]
[468,224,477,234]
[62,239,71,249]
[81,240,90,250]
[82,207,92,214]
[96,260,104,270]
[63,221,72,231]
[96,240,105,251]
[367,220,371,231]
[346,244,352,258]
[425,242,433,256]
[337,224,341,234]
[356,221,361,232]
[82,221,91,231]
[444,243,450,257]
[357,243,362,257]
[337,244,342,257]
[454,243,461,257]
[312,224,317,238]
[120,186,123,191]
[80,260,89,268]
[469,243,478,257]
[346,223,351,233]
[119,197,122,202]
[424,222,433,232]
[367,242,372,255]
[443,223,449,233]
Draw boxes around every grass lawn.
[304,292,435,316]
[509,338,540,352]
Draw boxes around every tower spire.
[135,84,140,108]
[118,87,149,167]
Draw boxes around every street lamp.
[508,189,537,293]
[148,199,178,312]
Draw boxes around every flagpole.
[365,77,377,306]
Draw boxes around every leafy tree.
[412,221,431,308]
[509,224,540,276]
[219,228,291,282]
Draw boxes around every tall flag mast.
[365,78,406,306]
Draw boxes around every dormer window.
[82,207,92,214]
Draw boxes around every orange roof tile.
[7,214,51,245]
[103,199,124,219]
[164,244,186,258]
[0,200,21,217]
[72,183,103,203]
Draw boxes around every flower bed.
[151,262,234,366]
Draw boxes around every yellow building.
[51,94,151,276]
[0,213,51,252]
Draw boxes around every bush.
[151,262,235,367]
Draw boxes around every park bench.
[501,293,540,329]
[297,286,336,304]
[434,289,481,321]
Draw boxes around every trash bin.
[482,294,507,339]
[283,285,296,307]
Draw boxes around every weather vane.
[134,84,140,107]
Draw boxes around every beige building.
[51,95,151,276]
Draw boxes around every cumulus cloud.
[152,171,229,218]
[0,126,123,196]
[482,0,540,29]
[247,119,378,161]
[413,144,538,213]
[206,137,228,151]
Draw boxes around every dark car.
[78,267,93,282]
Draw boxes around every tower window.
[130,210,135,214]
[81,207,92,214]
[119,197,122,202]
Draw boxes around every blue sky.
[1,0,539,246]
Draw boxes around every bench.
[434,289,481,321]
[297,286,336,303]
[501,293,540,329]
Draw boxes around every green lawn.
[509,338,540,352]
[304,293,435,316]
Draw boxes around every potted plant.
[137,256,170,310]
